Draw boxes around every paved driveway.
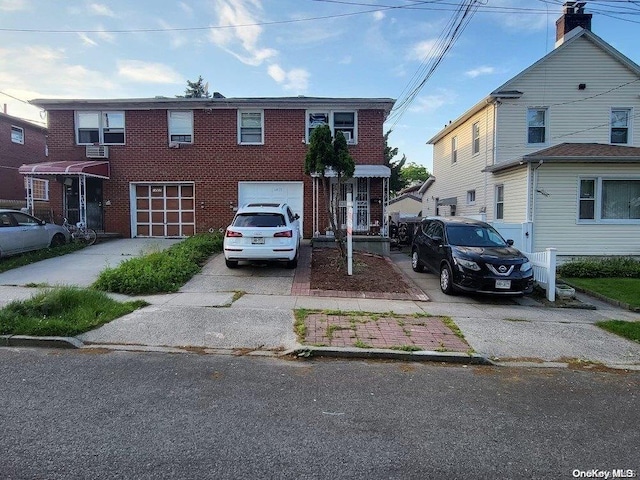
[0,238,181,288]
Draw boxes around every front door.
[333,178,370,232]
[64,177,104,231]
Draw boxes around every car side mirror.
[432,235,443,244]
[506,239,514,246]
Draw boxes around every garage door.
[238,182,304,234]
[132,183,195,237]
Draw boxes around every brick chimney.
[556,1,592,46]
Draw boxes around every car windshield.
[233,213,286,228]
[446,224,508,247]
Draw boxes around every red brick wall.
[46,107,388,238]
[0,115,47,203]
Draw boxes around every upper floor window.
[467,190,476,205]
[451,136,458,164]
[472,122,480,155]
[76,111,125,145]
[168,110,193,144]
[306,110,357,144]
[527,108,547,144]
[495,185,504,220]
[238,110,264,145]
[611,108,631,144]
[11,125,24,144]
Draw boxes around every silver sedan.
[0,209,70,258]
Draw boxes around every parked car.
[223,203,301,269]
[411,217,534,295]
[0,209,70,258]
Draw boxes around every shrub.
[93,233,223,294]
[558,257,640,278]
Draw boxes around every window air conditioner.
[86,145,109,158]
[338,131,352,142]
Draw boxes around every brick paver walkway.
[304,313,470,352]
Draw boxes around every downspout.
[531,160,544,251]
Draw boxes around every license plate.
[495,279,511,289]
[252,237,265,244]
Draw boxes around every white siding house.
[425,3,640,261]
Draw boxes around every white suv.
[223,203,301,269]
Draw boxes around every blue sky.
[1,0,638,171]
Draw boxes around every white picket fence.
[523,248,557,301]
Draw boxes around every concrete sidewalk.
[1,241,640,368]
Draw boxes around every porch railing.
[523,248,557,301]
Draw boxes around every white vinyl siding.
[424,106,495,218]
[494,36,640,164]
[534,163,640,255]
[492,167,529,223]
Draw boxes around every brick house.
[0,111,48,211]
[20,96,395,239]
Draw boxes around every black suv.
[411,217,534,295]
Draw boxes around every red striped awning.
[19,160,110,179]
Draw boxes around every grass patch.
[596,320,640,343]
[353,339,372,349]
[293,309,310,341]
[558,257,640,278]
[441,316,465,339]
[232,290,246,302]
[326,324,352,340]
[93,233,222,294]
[0,287,148,336]
[0,243,86,274]
[389,345,422,352]
[564,277,640,308]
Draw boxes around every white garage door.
[238,182,304,235]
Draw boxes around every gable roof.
[427,28,640,145]
[483,143,640,173]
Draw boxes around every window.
[578,177,640,222]
[451,136,458,164]
[238,110,264,144]
[527,108,547,144]
[306,110,357,143]
[467,190,476,205]
[24,178,49,201]
[76,111,125,145]
[610,108,631,144]
[11,125,24,144]
[472,122,480,155]
[495,185,504,220]
[168,110,193,144]
[578,179,595,220]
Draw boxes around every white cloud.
[338,55,352,65]
[158,19,188,49]
[179,1,193,16]
[268,64,309,93]
[408,39,439,61]
[0,0,28,11]
[88,3,115,17]
[95,27,116,43]
[117,60,183,84]
[408,91,457,114]
[77,32,98,47]
[373,11,385,22]
[465,65,496,78]
[208,0,277,66]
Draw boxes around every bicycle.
[62,218,98,246]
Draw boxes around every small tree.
[384,130,407,194]
[400,162,430,186]
[305,125,355,259]
[180,75,211,98]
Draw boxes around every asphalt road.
[1,349,638,480]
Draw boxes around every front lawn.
[596,320,640,343]
[563,277,640,309]
[0,287,148,337]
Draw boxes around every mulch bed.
[310,247,412,294]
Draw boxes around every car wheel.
[411,248,424,272]
[225,259,238,269]
[50,233,66,247]
[286,250,299,269]
[440,263,456,295]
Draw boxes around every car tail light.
[274,230,292,238]
[226,230,243,237]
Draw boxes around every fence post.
[546,248,557,302]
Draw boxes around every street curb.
[0,335,83,349]
[283,346,494,365]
